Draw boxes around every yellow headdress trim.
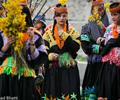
[104,0,110,12]
[58,0,68,6]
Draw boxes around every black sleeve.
[101,35,120,56]
[0,33,4,65]
[31,52,48,70]
[80,41,92,55]
[64,36,80,59]
[0,33,3,50]
[80,24,101,55]
[27,35,48,69]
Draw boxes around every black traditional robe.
[80,12,109,98]
[0,32,47,100]
[43,25,80,99]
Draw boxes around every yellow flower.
[58,0,68,6]
[0,0,27,53]
[104,2,110,12]
[88,6,101,22]
[88,16,95,22]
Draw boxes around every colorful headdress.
[109,2,120,14]
[33,15,46,28]
[55,7,67,14]
[54,0,68,14]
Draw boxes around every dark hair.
[54,3,67,16]
[52,20,69,34]
[22,5,33,27]
[56,3,66,7]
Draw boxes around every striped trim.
[0,57,36,77]
[80,34,90,42]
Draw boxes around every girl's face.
[91,4,105,16]
[54,13,68,26]
[111,13,120,25]
[35,22,43,30]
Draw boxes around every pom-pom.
[58,0,68,6]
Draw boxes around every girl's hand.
[48,53,59,61]
[1,36,15,52]
[96,37,105,45]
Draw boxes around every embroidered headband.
[110,2,120,14]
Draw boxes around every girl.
[98,2,120,100]
[43,3,81,100]
[80,0,109,99]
